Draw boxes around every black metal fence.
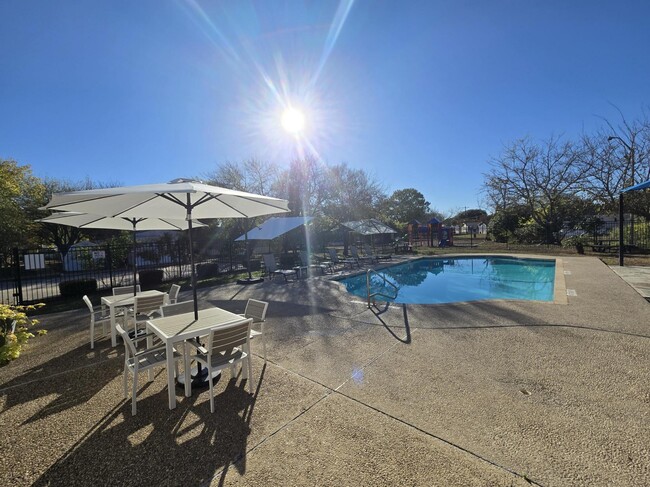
[0,240,249,305]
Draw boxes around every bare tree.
[484,135,587,231]
[203,158,279,196]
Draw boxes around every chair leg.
[132,369,138,416]
[246,355,253,393]
[123,363,128,399]
[208,364,215,413]
[261,323,267,362]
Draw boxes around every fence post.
[177,240,183,278]
[107,245,114,289]
[12,247,23,305]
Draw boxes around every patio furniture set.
[84,285,269,415]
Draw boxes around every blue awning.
[235,216,314,241]
[621,179,650,193]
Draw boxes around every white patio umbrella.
[44,179,290,316]
[37,211,206,295]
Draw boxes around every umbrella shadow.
[32,365,265,486]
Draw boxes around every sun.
[281,108,305,134]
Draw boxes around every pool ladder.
[366,269,398,308]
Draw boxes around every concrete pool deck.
[1,255,649,486]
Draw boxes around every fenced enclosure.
[0,240,249,305]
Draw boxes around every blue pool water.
[339,256,556,304]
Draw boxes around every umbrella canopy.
[38,212,207,295]
[341,218,397,236]
[38,212,206,231]
[235,216,314,241]
[44,179,290,317]
[43,179,289,219]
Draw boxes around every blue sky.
[1,0,649,214]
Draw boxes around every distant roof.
[621,179,650,193]
[235,216,314,241]
[341,219,397,235]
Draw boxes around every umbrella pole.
[132,221,138,296]
[246,218,252,280]
[186,199,199,320]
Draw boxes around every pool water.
[339,257,556,304]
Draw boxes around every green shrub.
[59,279,97,298]
[0,303,46,365]
[139,269,164,290]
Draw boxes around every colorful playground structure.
[407,218,455,247]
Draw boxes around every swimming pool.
[339,256,556,304]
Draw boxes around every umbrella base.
[176,367,221,389]
[237,277,264,285]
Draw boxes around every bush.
[0,303,46,365]
[139,269,164,290]
[59,279,97,298]
[197,263,219,279]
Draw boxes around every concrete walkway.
[1,256,649,486]
[610,265,650,299]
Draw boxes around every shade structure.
[620,179,650,193]
[38,212,206,295]
[341,218,397,236]
[235,216,314,241]
[44,179,290,317]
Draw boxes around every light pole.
[608,135,635,248]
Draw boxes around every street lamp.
[608,135,636,252]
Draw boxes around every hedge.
[59,279,97,298]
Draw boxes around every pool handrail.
[366,269,398,308]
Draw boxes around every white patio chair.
[115,324,182,416]
[298,250,330,275]
[188,319,253,412]
[125,293,166,337]
[83,295,111,349]
[113,285,141,295]
[167,284,181,304]
[238,299,269,362]
[159,300,195,317]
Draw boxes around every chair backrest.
[115,324,139,358]
[350,246,360,258]
[160,300,195,317]
[262,253,277,273]
[327,248,340,263]
[244,299,268,323]
[298,250,309,267]
[134,294,166,315]
[206,319,251,358]
[83,295,93,314]
[168,284,181,304]
[113,285,141,296]
[363,244,374,255]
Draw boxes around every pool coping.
[330,253,568,306]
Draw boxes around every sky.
[1,0,649,214]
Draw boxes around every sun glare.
[281,108,305,134]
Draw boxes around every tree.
[451,208,488,225]
[382,188,430,227]
[274,156,329,217]
[484,136,587,242]
[0,160,46,254]
[203,158,279,196]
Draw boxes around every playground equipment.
[407,218,454,247]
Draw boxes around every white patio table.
[101,289,166,346]
[146,307,251,410]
